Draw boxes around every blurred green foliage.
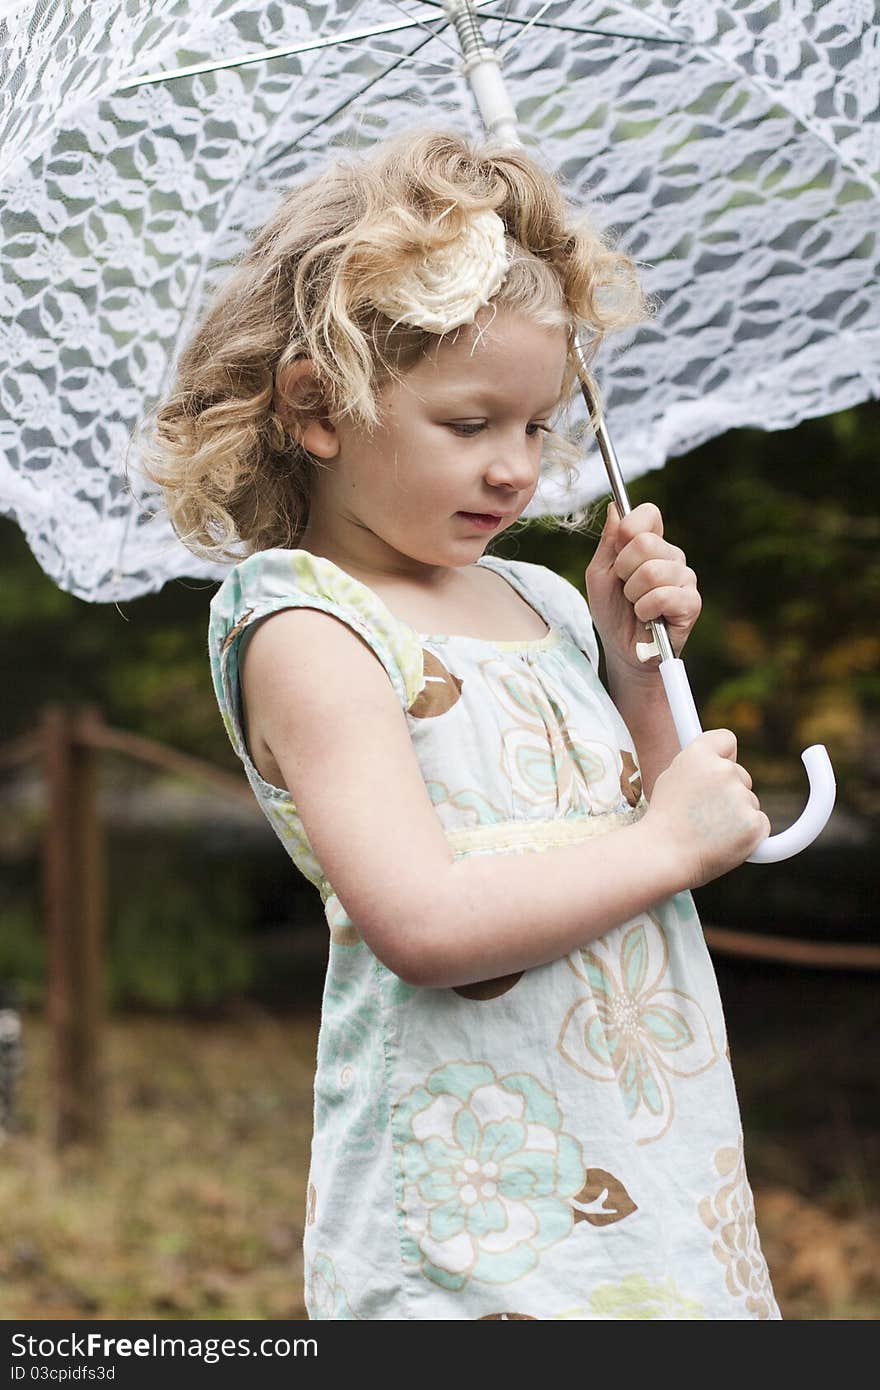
[108,856,256,1010]
[0,903,45,1007]
[0,852,256,1011]
[0,537,225,768]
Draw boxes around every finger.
[733,764,753,790]
[633,586,703,627]
[613,501,664,554]
[614,533,687,582]
[704,728,738,759]
[623,560,697,605]
[586,501,622,581]
[596,501,622,559]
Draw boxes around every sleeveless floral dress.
[208,547,780,1321]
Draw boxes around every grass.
[0,1008,316,1320]
[1,1001,878,1321]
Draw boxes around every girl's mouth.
[457,512,503,530]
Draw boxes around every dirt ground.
[0,981,877,1321]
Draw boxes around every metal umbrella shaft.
[571,339,676,667]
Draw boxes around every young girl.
[142,128,778,1320]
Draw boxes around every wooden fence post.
[42,703,105,1150]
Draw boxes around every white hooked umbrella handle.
[658,657,836,863]
[570,337,836,864]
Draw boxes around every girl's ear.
[273,358,339,460]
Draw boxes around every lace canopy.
[1,1,878,601]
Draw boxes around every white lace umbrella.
[1,0,878,604]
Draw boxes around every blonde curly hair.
[134,127,651,562]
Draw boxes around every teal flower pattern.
[305,1253,359,1320]
[426,777,508,830]
[557,912,719,1144]
[479,654,625,816]
[396,1061,585,1291]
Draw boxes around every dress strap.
[476,554,601,668]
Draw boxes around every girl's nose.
[484,433,540,492]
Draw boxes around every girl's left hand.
[585,501,702,672]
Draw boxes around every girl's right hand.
[644,729,771,888]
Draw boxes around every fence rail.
[703,925,880,970]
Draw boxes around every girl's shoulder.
[208,546,426,715]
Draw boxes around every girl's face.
[302,306,569,576]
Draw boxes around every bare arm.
[241,609,766,991]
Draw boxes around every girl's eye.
[447,422,551,437]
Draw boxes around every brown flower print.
[571,1168,638,1227]
[698,1139,779,1318]
[409,650,463,718]
[619,750,642,806]
[222,607,254,653]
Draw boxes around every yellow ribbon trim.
[443,802,648,857]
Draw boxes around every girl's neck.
[297,523,464,593]
[295,529,550,645]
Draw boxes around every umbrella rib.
[421,2,687,46]
[260,31,443,177]
[354,40,459,70]
[494,0,556,59]
[483,15,684,44]
[491,0,517,48]
[381,0,468,56]
[117,8,453,89]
